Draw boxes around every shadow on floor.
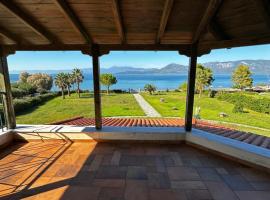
[0,141,270,200]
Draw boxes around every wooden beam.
[253,0,270,29]
[111,0,125,43]
[91,45,102,130]
[200,33,270,50]
[53,0,92,44]
[0,25,31,44]
[192,0,223,43]
[0,48,16,129]
[0,26,20,44]
[156,0,174,44]
[208,20,230,40]
[0,0,59,44]
[185,43,198,132]
[99,44,190,51]
[4,44,190,52]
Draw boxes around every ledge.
[187,129,270,171]
[0,129,13,149]
[13,124,186,142]
[7,124,270,171]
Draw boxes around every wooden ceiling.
[0,0,270,55]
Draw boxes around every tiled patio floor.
[0,141,270,200]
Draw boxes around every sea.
[9,74,270,92]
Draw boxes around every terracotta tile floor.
[1,141,270,200]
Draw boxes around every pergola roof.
[0,0,270,55]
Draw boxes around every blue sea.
[9,73,270,91]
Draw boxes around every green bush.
[11,88,28,98]
[13,93,58,113]
[217,92,270,114]
[208,90,217,98]
[11,82,36,98]
[233,102,244,113]
[17,82,36,94]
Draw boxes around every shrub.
[17,82,36,94]
[13,93,58,113]
[36,88,49,94]
[112,89,123,94]
[208,90,217,98]
[144,84,156,95]
[11,88,28,98]
[233,102,244,113]
[179,82,187,92]
[217,92,270,114]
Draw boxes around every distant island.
[10,59,270,75]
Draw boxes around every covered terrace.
[0,0,270,199]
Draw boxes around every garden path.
[133,93,161,117]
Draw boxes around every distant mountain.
[203,60,270,74]
[9,59,270,75]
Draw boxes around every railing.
[0,91,7,131]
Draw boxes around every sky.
[7,44,270,72]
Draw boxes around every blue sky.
[7,44,270,71]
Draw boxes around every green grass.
[16,93,144,124]
[142,92,270,136]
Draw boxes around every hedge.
[11,88,29,98]
[217,92,270,114]
[13,93,58,114]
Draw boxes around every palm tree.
[66,73,74,96]
[72,68,84,97]
[55,73,67,99]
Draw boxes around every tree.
[65,73,74,96]
[144,84,156,95]
[19,71,29,83]
[179,81,187,92]
[232,65,253,90]
[55,73,67,99]
[196,64,214,98]
[72,68,84,97]
[27,73,53,91]
[100,73,117,94]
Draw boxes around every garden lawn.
[16,93,144,124]
[142,92,270,136]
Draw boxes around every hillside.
[10,59,270,75]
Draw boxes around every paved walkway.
[133,93,161,117]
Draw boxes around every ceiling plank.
[0,26,20,44]
[208,20,230,40]
[111,0,125,43]
[253,0,270,29]
[0,0,60,44]
[54,0,92,44]
[192,0,223,43]
[156,0,174,44]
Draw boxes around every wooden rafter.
[208,20,230,40]
[54,0,92,44]
[200,33,270,50]
[192,0,223,43]
[111,0,125,43]
[0,0,59,44]
[156,0,174,44]
[0,25,20,44]
[253,0,270,29]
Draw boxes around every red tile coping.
[51,117,270,150]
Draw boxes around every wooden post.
[91,45,102,130]
[0,48,16,129]
[185,43,198,132]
